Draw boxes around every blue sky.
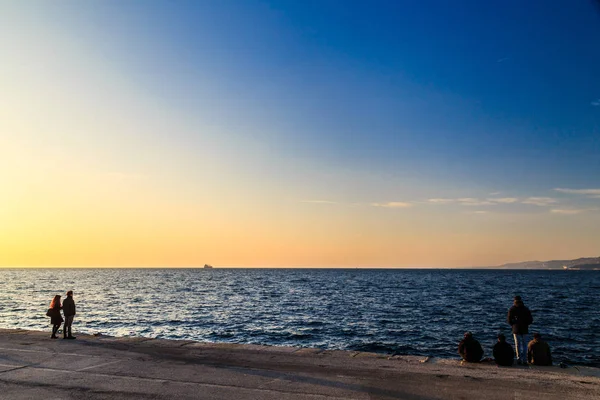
[1,1,599,266]
[46,0,599,191]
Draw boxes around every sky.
[1,0,599,267]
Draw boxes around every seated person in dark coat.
[527,333,552,366]
[493,333,514,366]
[458,332,484,362]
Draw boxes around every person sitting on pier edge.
[527,333,552,366]
[493,333,514,366]
[507,295,533,365]
[458,332,484,362]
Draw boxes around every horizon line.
[0,265,580,269]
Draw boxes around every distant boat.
[203,264,213,269]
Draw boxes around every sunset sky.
[1,1,599,267]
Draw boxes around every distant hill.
[481,257,600,269]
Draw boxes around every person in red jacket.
[47,295,63,339]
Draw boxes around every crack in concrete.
[0,364,33,375]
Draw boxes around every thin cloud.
[428,197,503,206]
[302,200,413,208]
[592,99,600,107]
[550,209,587,215]
[428,195,570,207]
[471,210,489,214]
[554,188,600,196]
[488,197,519,203]
[458,199,495,206]
[371,202,412,208]
[497,57,510,63]
[521,197,557,206]
[301,200,338,204]
[427,198,455,204]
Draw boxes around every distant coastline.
[1,256,600,269]
[475,256,600,270]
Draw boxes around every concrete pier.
[0,329,598,399]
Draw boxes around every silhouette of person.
[528,333,552,366]
[47,295,63,339]
[62,290,76,339]
[458,332,484,362]
[507,295,533,364]
[493,333,514,366]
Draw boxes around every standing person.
[62,290,76,339]
[493,333,514,366]
[528,333,552,366]
[507,295,533,365]
[458,332,484,362]
[47,295,63,339]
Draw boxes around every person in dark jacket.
[458,332,484,362]
[507,295,533,364]
[62,290,76,339]
[493,333,514,366]
[47,295,63,339]
[528,333,552,366]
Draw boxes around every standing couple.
[47,290,77,339]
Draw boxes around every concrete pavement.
[0,329,598,399]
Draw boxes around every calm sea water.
[1,269,598,366]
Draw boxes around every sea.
[1,268,598,367]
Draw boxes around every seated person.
[493,333,514,366]
[458,332,484,362]
[527,333,552,366]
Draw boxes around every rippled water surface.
[1,269,598,366]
